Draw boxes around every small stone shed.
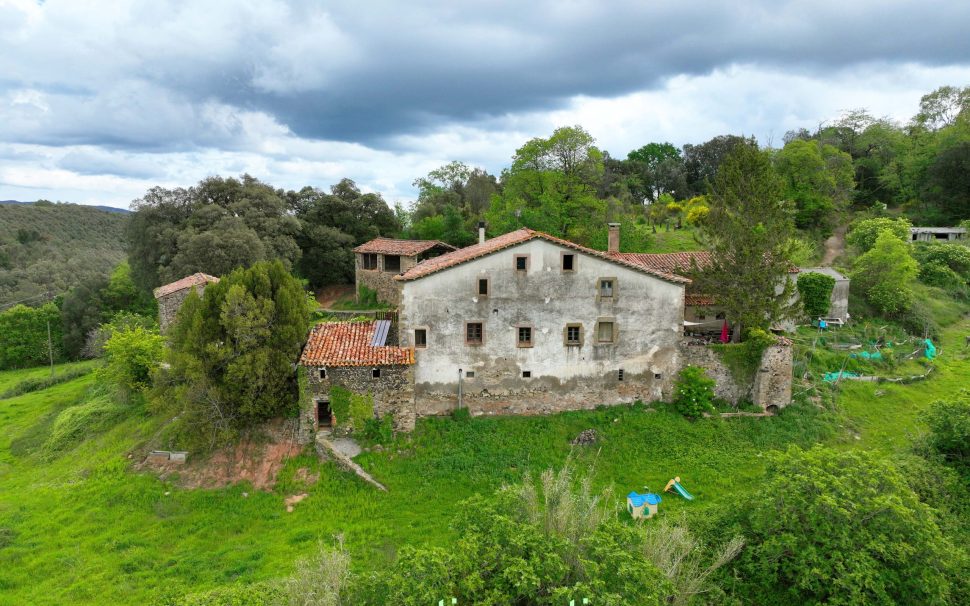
[353,237,455,306]
[299,320,416,438]
[153,272,219,332]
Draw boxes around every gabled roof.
[685,294,715,306]
[353,237,456,256]
[300,321,414,367]
[395,228,690,284]
[153,273,219,299]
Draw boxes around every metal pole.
[47,317,54,378]
[457,369,463,410]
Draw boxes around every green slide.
[673,481,694,500]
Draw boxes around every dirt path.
[821,225,847,266]
[315,284,354,308]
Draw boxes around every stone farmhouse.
[298,224,795,437]
[153,272,219,332]
[909,226,967,242]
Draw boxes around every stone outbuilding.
[299,320,416,437]
[153,273,219,332]
[353,238,455,306]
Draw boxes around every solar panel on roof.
[371,320,391,346]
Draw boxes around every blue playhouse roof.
[627,491,661,507]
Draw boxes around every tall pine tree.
[691,144,797,339]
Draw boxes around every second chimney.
[478,221,486,244]
[607,223,621,253]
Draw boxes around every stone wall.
[678,339,793,410]
[751,343,793,410]
[304,363,416,433]
[355,253,418,307]
[157,285,208,332]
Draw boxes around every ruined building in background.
[298,223,795,438]
[352,237,454,305]
[153,272,219,332]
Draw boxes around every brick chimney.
[608,223,621,253]
[478,221,486,244]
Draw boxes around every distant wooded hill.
[0,202,129,306]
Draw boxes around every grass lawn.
[0,319,968,604]
[0,359,98,395]
[643,226,705,253]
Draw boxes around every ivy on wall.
[710,329,775,386]
[797,272,836,318]
[329,385,374,432]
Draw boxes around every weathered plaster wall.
[355,254,418,307]
[399,239,685,417]
[157,285,208,333]
[304,364,416,432]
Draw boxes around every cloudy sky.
[2,0,969,209]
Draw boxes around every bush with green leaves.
[329,385,374,433]
[0,302,63,370]
[796,271,836,318]
[923,390,970,475]
[846,216,912,252]
[673,365,716,418]
[735,445,963,605]
[96,325,164,401]
[851,229,919,316]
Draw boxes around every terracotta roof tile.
[614,251,799,277]
[353,237,456,256]
[396,228,690,284]
[685,294,716,306]
[300,321,414,367]
[153,273,220,299]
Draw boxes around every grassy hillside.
[1,319,967,604]
[0,202,128,306]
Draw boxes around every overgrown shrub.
[796,271,836,318]
[97,325,164,402]
[673,365,716,418]
[735,445,963,605]
[923,390,970,476]
[43,396,128,456]
[710,328,775,386]
[277,541,352,606]
[153,582,283,606]
[851,229,919,316]
[361,415,394,443]
[919,261,968,297]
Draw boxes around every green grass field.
[643,226,705,253]
[1,319,967,605]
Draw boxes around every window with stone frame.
[466,322,484,345]
[517,325,533,348]
[383,254,401,273]
[414,328,427,348]
[478,277,489,297]
[362,253,378,270]
[514,254,529,272]
[599,278,615,298]
[564,323,583,346]
[596,320,616,343]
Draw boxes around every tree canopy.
[690,143,796,336]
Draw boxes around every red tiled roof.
[300,321,414,367]
[615,251,800,277]
[353,237,456,256]
[395,228,690,284]
[685,294,715,306]
[153,273,219,299]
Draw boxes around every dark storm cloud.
[1,0,969,151]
